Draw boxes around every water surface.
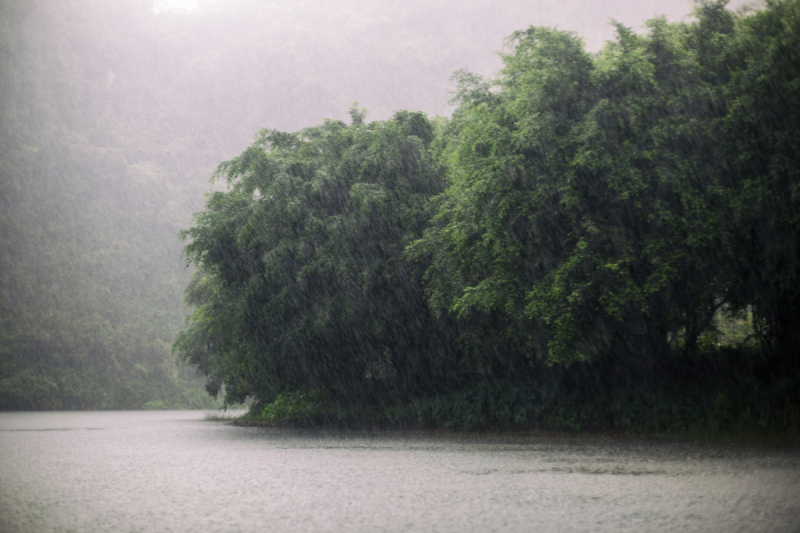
[1,411,798,532]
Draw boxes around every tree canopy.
[177,0,800,408]
[175,112,461,403]
[412,0,799,371]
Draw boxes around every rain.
[1,0,799,531]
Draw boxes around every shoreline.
[226,416,800,446]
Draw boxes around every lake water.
[1,411,799,532]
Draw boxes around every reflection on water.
[1,411,799,532]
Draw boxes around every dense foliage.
[175,111,462,404]
[414,0,799,372]
[179,0,799,432]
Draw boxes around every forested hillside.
[177,0,800,434]
[0,0,216,408]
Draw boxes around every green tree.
[175,112,460,404]
[410,1,789,373]
[408,28,594,374]
[721,0,800,363]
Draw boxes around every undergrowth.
[234,346,800,440]
[411,378,800,437]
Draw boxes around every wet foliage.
[178,0,800,434]
[413,352,800,435]
[175,111,463,404]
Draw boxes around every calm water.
[1,411,799,532]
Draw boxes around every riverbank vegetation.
[176,0,800,436]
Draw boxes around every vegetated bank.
[176,0,800,438]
